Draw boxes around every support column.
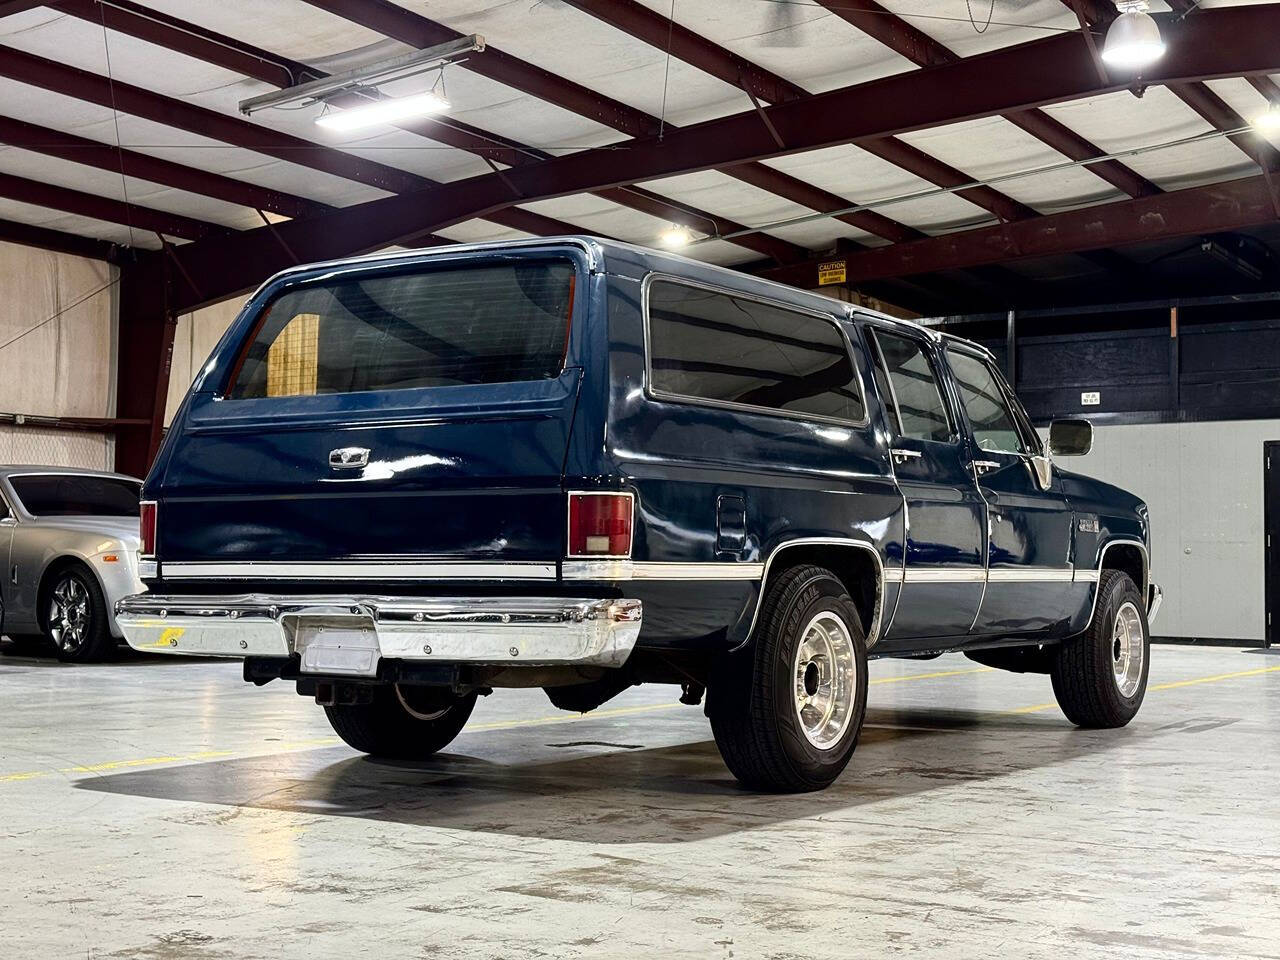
[113,253,175,479]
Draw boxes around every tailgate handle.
[329,446,370,470]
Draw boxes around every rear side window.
[646,280,865,423]
[9,475,141,517]
[870,330,952,443]
[227,260,575,399]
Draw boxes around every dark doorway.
[1265,442,1280,648]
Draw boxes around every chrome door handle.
[329,446,370,470]
[890,448,922,464]
[973,460,1001,475]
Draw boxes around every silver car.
[0,466,145,662]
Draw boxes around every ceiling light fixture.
[1253,103,1280,132]
[659,224,694,248]
[238,35,481,116]
[315,90,451,132]
[1101,2,1166,70]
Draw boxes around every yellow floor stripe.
[870,666,992,684]
[1148,664,1280,691]
[2,663,1275,784]
[1008,664,1280,714]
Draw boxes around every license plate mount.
[295,617,380,677]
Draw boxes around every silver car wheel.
[49,574,91,652]
[1112,600,1145,698]
[792,611,858,750]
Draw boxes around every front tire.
[708,564,868,792]
[324,685,476,759]
[45,564,114,663]
[1050,569,1150,727]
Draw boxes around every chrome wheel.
[395,684,453,721]
[48,575,91,653]
[1112,600,1145,698]
[792,611,858,750]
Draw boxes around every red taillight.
[567,492,633,558]
[139,500,157,558]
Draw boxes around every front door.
[944,346,1075,637]
[866,326,985,642]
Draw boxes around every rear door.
[944,345,1076,636]
[156,251,586,578]
[865,325,986,641]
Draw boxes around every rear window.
[9,475,141,517]
[646,280,865,423]
[227,260,575,399]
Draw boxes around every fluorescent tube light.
[315,91,450,132]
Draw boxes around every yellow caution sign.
[817,260,847,285]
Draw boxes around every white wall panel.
[0,239,117,469]
[165,296,247,426]
[1045,419,1280,642]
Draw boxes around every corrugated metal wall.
[0,239,116,469]
[1045,420,1279,643]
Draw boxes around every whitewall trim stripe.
[161,561,558,580]
[986,567,1075,583]
[562,561,765,581]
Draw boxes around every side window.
[869,330,951,443]
[0,496,8,521]
[647,281,865,423]
[947,349,1028,454]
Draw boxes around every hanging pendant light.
[1101,2,1166,70]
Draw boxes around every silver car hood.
[30,515,141,549]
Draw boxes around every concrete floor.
[1,643,1277,959]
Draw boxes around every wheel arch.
[741,538,885,650]
[1099,539,1148,598]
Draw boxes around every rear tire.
[708,564,868,792]
[324,685,476,759]
[44,563,114,663]
[1050,569,1149,727]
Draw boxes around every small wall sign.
[817,260,847,285]
[1081,391,1101,406]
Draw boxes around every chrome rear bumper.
[115,594,642,673]
[1147,582,1163,624]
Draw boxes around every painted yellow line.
[24,660,1256,785]
[1148,664,1280,691]
[0,749,236,783]
[1009,664,1280,715]
[871,666,992,684]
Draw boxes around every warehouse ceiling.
[1,0,1279,314]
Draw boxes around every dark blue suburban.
[118,236,1162,792]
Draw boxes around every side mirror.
[1049,418,1093,457]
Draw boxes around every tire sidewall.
[767,573,868,786]
[1095,573,1150,714]
[47,565,109,663]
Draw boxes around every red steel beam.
[302,0,660,138]
[0,46,426,195]
[758,175,1280,287]
[1168,80,1280,171]
[0,116,331,220]
[0,171,220,240]
[50,0,799,262]
[560,0,1042,233]
[161,2,1280,309]
[54,0,308,89]
[823,0,1160,200]
[558,0,802,105]
[0,216,120,260]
